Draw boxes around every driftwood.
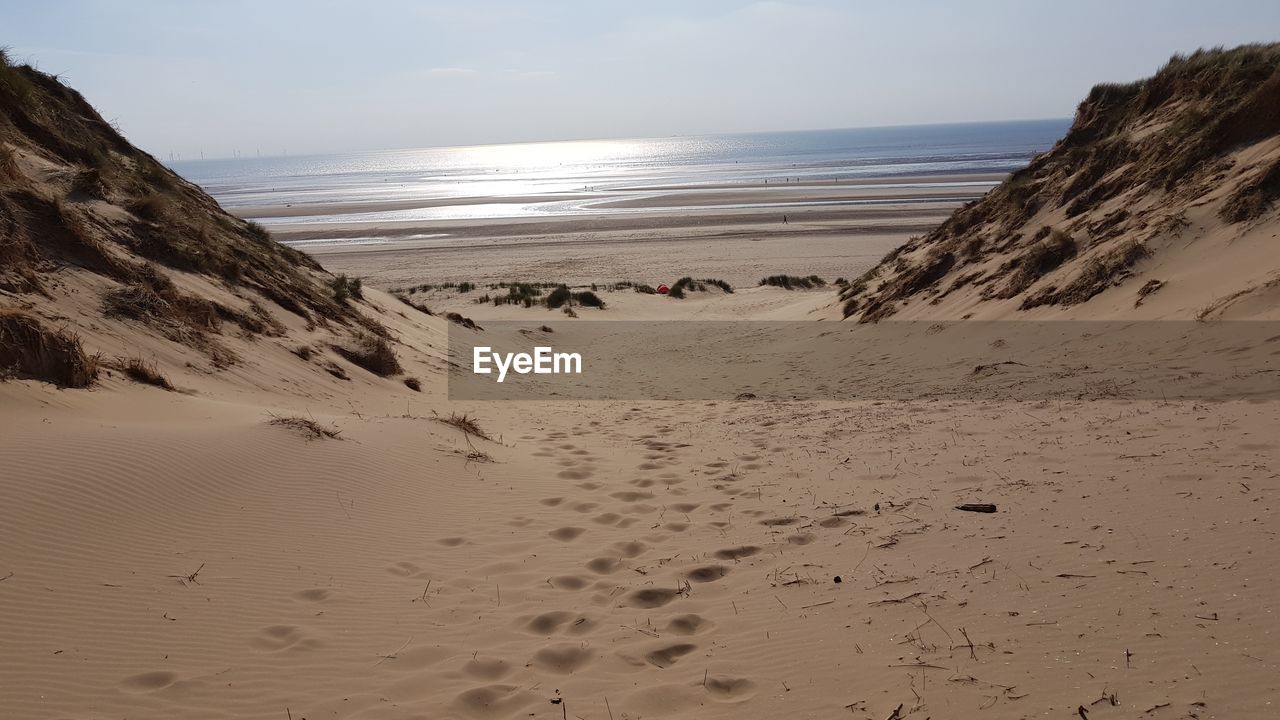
[956,503,998,513]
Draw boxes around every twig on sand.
[869,591,924,605]
[374,636,414,666]
[605,696,614,720]
[916,600,955,647]
[168,563,205,586]
[971,360,1029,375]
[886,702,905,719]
[620,624,659,638]
[959,626,978,661]
[414,580,432,606]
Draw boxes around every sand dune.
[5,310,1279,717]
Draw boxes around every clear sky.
[5,0,1279,159]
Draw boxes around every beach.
[4,285,1278,719]
[4,61,1280,720]
[252,175,1000,290]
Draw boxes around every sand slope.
[5,280,1280,718]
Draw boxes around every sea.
[170,119,1068,238]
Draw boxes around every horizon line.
[164,116,1073,165]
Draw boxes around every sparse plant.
[445,312,482,330]
[332,333,402,376]
[394,294,434,315]
[759,274,825,289]
[545,285,572,309]
[0,309,99,387]
[435,411,493,441]
[118,355,174,390]
[268,414,341,440]
[571,290,605,308]
[331,274,363,303]
[128,192,179,222]
[244,220,272,243]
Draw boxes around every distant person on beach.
[783,215,788,224]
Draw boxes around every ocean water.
[171,119,1069,228]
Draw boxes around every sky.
[5,0,1280,159]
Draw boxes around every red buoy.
[656,283,670,295]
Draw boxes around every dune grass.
[118,355,174,390]
[332,334,402,376]
[0,308,99,387]
[759,274,825,290]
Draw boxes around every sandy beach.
[5,36,1280,720]
[269,181,974,290]
[4,283,1278,719]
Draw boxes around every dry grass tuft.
[1135,278,1165,306]
[759,274,826,290]
[330,274,363,304]
[0,144,20,185]
[445,312,483,330]
[435,411,493,441]
[993,229,1078,299]
[0,308,99,387]
[1022,239,1150,309]
[268,414,342,440]
[117,355,174,390]
[332,333,402,377]
[1221,158,1280,222]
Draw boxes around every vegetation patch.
[571,290,605,308]
[1022,239,1150,309]
[759,274,825,290]
[268,414,341,440]
[1135,278,1166,307]
[332,334,402,376]
[0,308,99,387]
[1221,158,1280,222]
[435,411,493,441]
[330,274,363,304]
[394,293,433,315]
[667,276,734,299]
[445,312,483,330]
[992,229,1078,299]
[544,285,573,309]
[116,355,174,390]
